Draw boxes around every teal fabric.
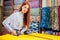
[39,7,50,29]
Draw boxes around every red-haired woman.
[2,2,30,36]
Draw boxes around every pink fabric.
[57,32,60,36]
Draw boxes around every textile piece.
[39,7,50,29]
[30,8,40,16]
[58,6,60,30]
[28,0,40,8]
[30,16,40,22]
[14,0,24,5]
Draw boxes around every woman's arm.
[20,26,28,34]
[2,14,17,36]
[2,16,13,32]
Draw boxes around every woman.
[2,2,30,36]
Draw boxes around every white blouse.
[2,11,27,32]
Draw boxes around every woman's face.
[22,5,29,14]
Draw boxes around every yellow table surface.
[0,33,60,40]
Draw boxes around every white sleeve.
[2,13,15,32]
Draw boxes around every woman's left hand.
[20,31,24,34]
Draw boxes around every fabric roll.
[58,0,60,6]
[53,7,59,30]
[50,7,55,29]
[42,0,47,8]
[30,16,40,22]
[4,6,12,11]
[58,6,60,30]
[52,0,54,6]
[4,11,12,16]
[14,0,24,5]
[46,0,52,7]
[4,1,12,6]
[55,0,58,6]
[30,8,40,16]
[27,22,39,33]
[39,7,50,29]
[28,0,40,8]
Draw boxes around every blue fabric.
[26,22,39,33]
[39,7,50,29]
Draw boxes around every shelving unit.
[3,0,14,19]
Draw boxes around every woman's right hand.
[10,30,17,36]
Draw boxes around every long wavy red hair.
[19,2,30,28]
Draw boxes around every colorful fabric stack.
[27,0,40,33]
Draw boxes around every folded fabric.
[42,0,47,8]
[14,0,24,5]
[30,8,40,16]
[26,22,39,33]
[30,16,40,22]
[28,0,40,8]
[55,0,58,6]
[4,11,12,16]
[4,6,12,11]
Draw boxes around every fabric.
[55,0,58,6]
[4,11,12,16]
[39,7,50,29]
[42,0,46,8]
[50,1,59,30]
[30,16,40,22]
[4,6,12,11]
[58,6,60,30]
[53,7,59,30]
[50,7,55,29]
[46,0,52,7]
[14,5,21,10]
[0,33,60,40]
[14,0,24,5]
[2,11,24,32]
[27,22,39,33]
[52,0,55,7]
[28,0,40,8]
[4,1,12,6]
[58,0,60,6]
[30,8,40,16]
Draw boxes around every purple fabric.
[4,1,12,6]
[29,0,40,8]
